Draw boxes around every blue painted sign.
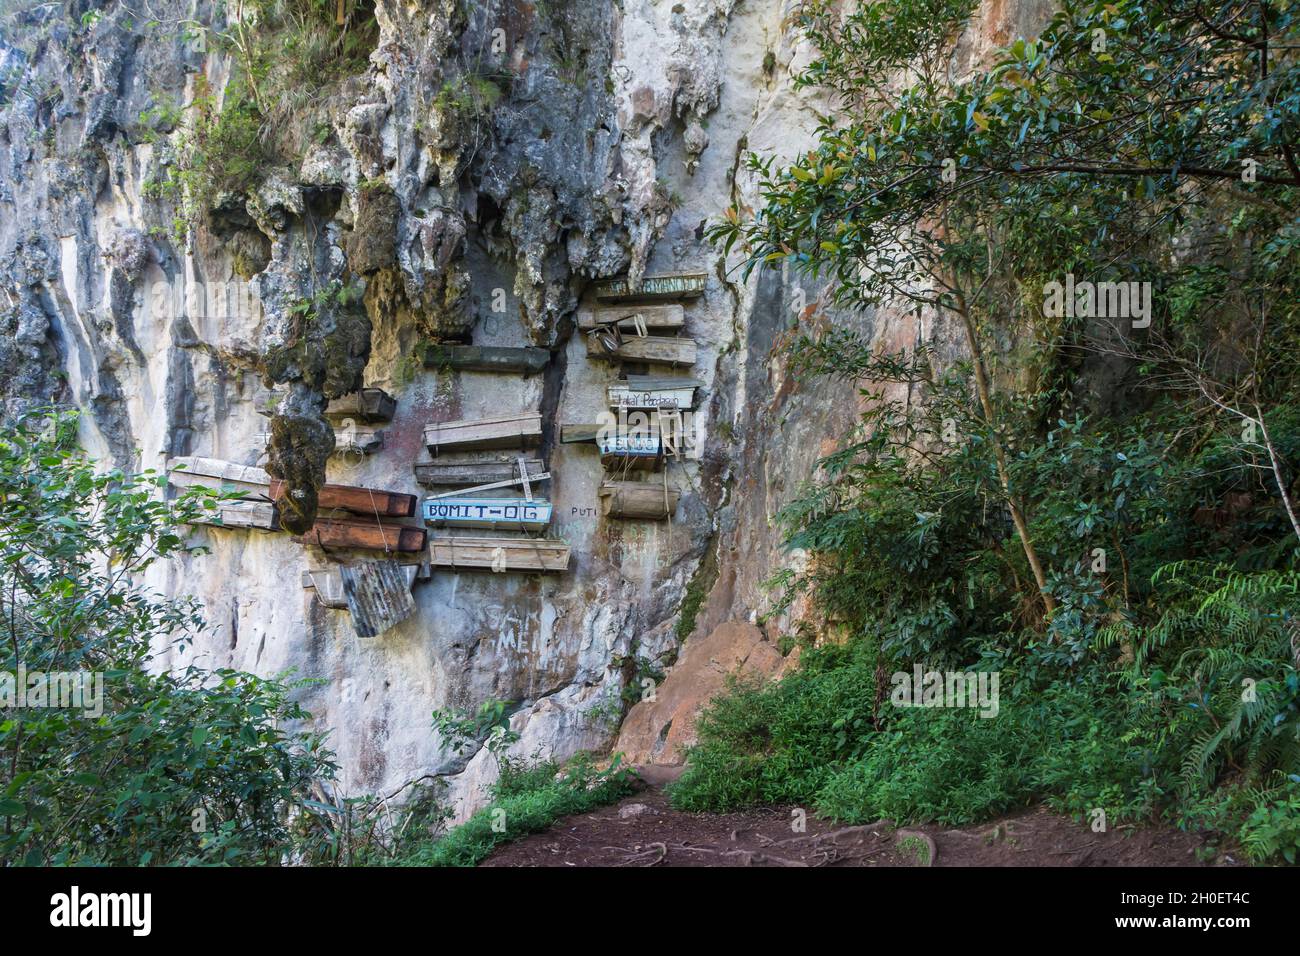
[597,431,661,457]
[422,497,553,530]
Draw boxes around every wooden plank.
[324,388,397,423]
[167,456,272,499]
[599,481,681,519]
[298,517,427,553]
[422,497,553,532]
[415,457,545,486]
[593,273,707,302]
[426,472,551,499]
[422,344,549,375]
[423,413,542,452]
[190,499,280,531]
[577,303,685,332]
[620,374,706,390]
[270,480,417,518]
[429,536,570,573]
[340,560,417,637]
[585,335,696,366]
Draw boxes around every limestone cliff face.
[0,0,1048,817]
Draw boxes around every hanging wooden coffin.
[324,387,397,423]
[608,376,702,410]
[166,457,272,499]
[333,426,384,455]
[585,334,696,366]
[429,536,570,573]
[560,422,603,444]
[423,413,542,453]
[592,273,707,303]
[422,344,549,375]
[269,480,417,518]
[577,303,685,332]
[190,499,281,531]
[422,496,553,532]
[299,517,427,552]
[415,456,546,487]
[598,481,681,519]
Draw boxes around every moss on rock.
[265,411,334,535]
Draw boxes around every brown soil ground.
[483,767,1235,867]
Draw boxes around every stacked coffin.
[417,414,568,573]
[323,387,397,457]
[166,456,426,552]
[166,457,279,531]
[567,273,706,521]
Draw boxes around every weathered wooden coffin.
[608,376,703,410]
[166,456,272,499]
[593,272,707,302]
[577,303,685,332]
[429,536,570,573]
[324,388,397,423]
[585,334,697,366]
[298,517,427,553]
[422,497,553,532]
[269,480,417,518]
[599,429,664,470]
[560,423,603,444]
[599,481,682,520]
[422,344,549,375]
[415,456,546,487]
[423,413,542,453]
[302,563,428,609]
[333,426,384,455]
[190,499,281,531]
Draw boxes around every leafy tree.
[684,0,1300,859]
[712,0,1300,619]
[0,411,337,865]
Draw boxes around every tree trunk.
[954,291,1057,617]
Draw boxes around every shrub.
[0,411,337,865]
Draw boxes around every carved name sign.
[422,497,554,531]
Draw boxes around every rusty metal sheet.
[339,560,416,637]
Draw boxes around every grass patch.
[396,754,639,867]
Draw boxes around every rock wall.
[0,0,1051,817]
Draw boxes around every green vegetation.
[685,0,1300,863]
[396,754,638,867]
[143,0,379,233]
[0,411,338,865]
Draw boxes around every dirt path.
[483,767,1234,867]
